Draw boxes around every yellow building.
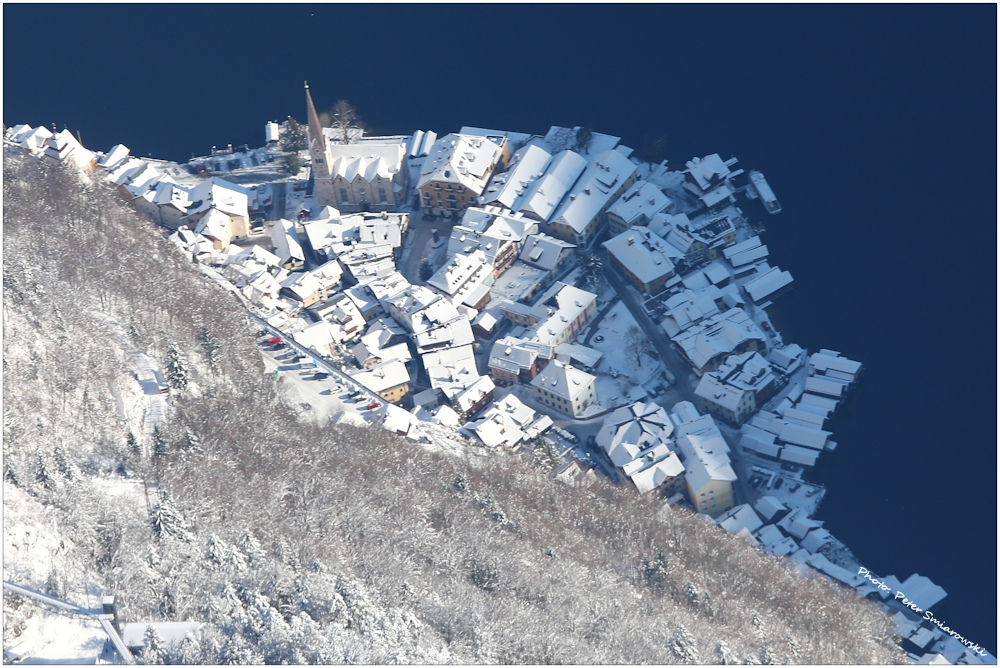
[417,133,507,218]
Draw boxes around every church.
[305,83,409,213]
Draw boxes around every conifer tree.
[126,430,141,459]
[165,347,188,390]
[198,328,221,374]
[141,624,168,665]
[150,492,194,542]
[35,453,55,490]
[152,426,168,458]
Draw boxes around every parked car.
[314,372,329,381]
[266,336,283,346]
[366,401,382,410]
[773,478,783,489]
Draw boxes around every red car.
[761,321,772,332]
[266,336,283,345]
[366,402,382,411]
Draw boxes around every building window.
[379,188,387,203]
[340,188,349,202]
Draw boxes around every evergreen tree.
[126,430,141,459]
[667,624,700,663]
[165,347,189,390]
[280,118,308,152]
[35,453,56,490]
[239,531,266,567]
[285,152,304,176]
[418,258,434,282]
[449,396,467,424]
[150,492,194,542]
[152,425,168,458]
[53,446,81,482]
[182,429,202,452]
[198,328,222,374]
[141,624,168,665]
[176,632,202,665]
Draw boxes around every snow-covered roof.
[671,307,766,371]
[754,495,788,521]
[597,401,675,468]
[427,250,493,303]
[800,527,833,554]
[673,413,736,493]
[530,360,595,403]
[525,281,597,345]
[603,226,676,285]
[607,180,672,225]
[518,232,576,270]
[898,574,947,612]
[328,142,406,182]
[754,524,798,557]
[744,265,794,303]
[549,149,637,235]
[417,133,505,194]
[716,503,764,535]
[625,447,685,494]
[351,358,410,394]
[694,372,750,413]
[553,342,602,369]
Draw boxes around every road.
[601,256,760,506]
[601,257,695,399]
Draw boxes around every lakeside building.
[417,133,508,218]
[694,351,778,426]
[682,153,741,211]
[480,145,588,223]
[546,149,638,246]
[325,139,409,212]
[182,178,252,251]
[672,307,766,375]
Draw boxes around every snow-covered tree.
[667,624,701,663]
[165,347,188,390]
[152,426,168,458]
[198,328,221,375]
[150,492,194,542]
[35,453,56,490]
[126,430,142,460]
[141,624,168,665]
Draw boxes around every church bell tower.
[305,82,336,207]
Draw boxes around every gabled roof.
[607,180,672,225]
[603,226,676,284]
[519,232,576,270]
[550,150,637,234]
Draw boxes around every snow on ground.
[3,482,108,664]
[586,300,665,412]
[259,348,360,425]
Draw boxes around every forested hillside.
[2,154,908,664]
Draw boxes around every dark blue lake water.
[5,3,995,654]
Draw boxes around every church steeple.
[305,82,324,153]
[304,82,334,185]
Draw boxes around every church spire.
[304,81,324,154]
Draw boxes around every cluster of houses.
[12,110,983,664]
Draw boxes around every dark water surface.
[5,3,995,654]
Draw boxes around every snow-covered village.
[2,84,991,666]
